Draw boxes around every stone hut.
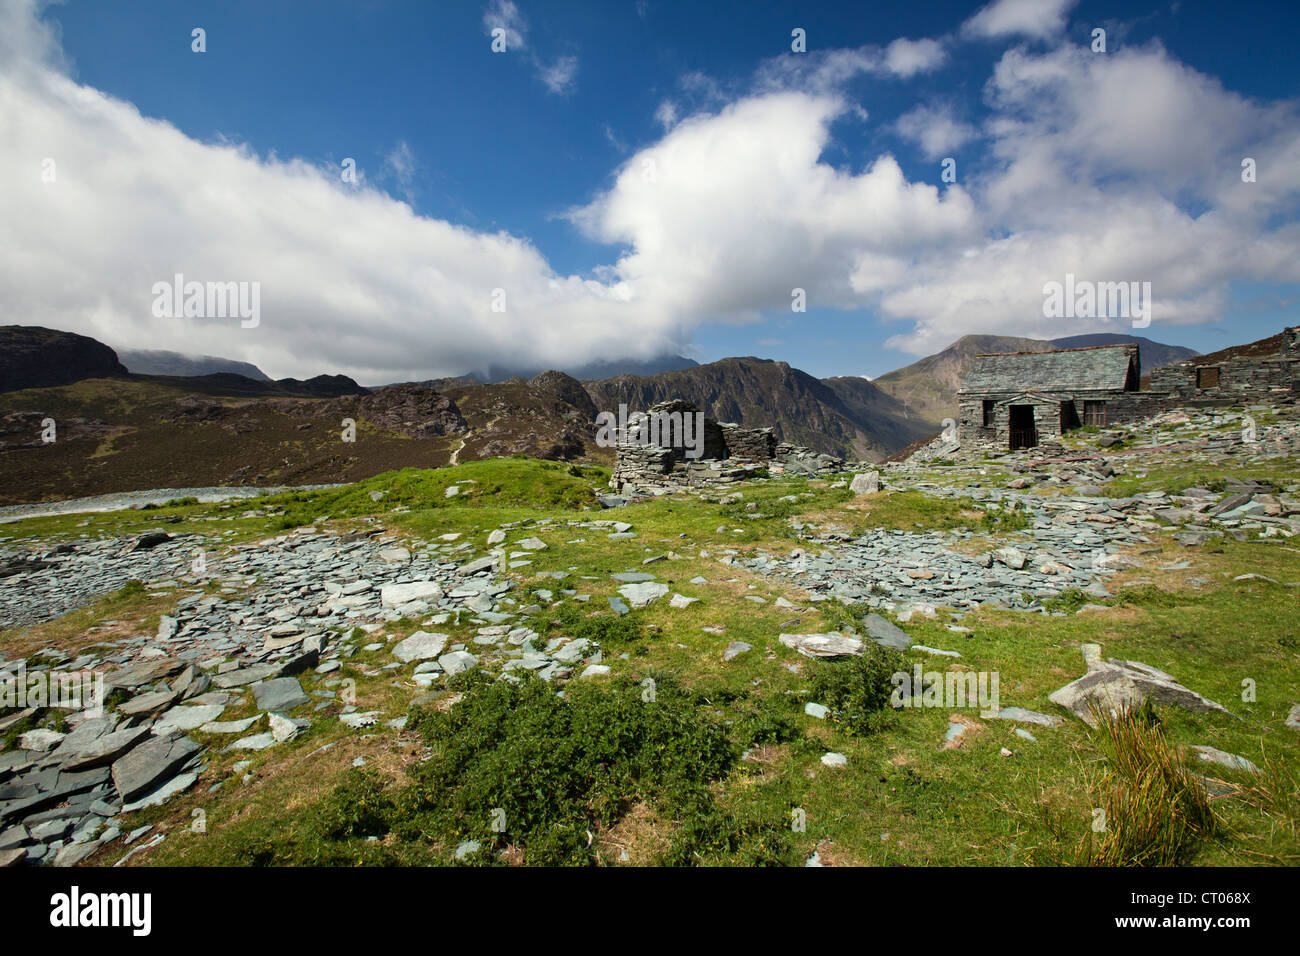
[955,326,1300,454]
[957,344,1141,452]
[610,399,844,494]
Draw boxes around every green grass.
[3,456,1296,868]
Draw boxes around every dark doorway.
[1060,401,1080,433]
[1009,405,1037,450]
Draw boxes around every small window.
[982,400,994,427]
[1197,366,1220,389]
[1084,400,1106,427]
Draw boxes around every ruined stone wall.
[1148,357,1299,406]
[610,401,845,494]
[718,423,776,460]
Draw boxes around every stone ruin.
[609,399,846,495]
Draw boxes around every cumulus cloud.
[0,0,658,381]
[570,93,977,319]
[883,38,948,77]
[880,42,1300,353]
[962,0,1078,41]
[895,103,978,160]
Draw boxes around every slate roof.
[960,344,1137,394]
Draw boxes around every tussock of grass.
[1078,704,1218,866]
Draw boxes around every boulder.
[850,472,880,495]
[779,632,864,658]
[437,651,478,677]
[393,631,448,662]
[993,547,1027,570]
[617,582,669,608]
[1049,658,1230,727]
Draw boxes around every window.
[1197,366,1220,389]
[982,400,994,427]
[1083,400,1106,427]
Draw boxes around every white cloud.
[0,0,656,381]
[895,103,978,160]
[539,54,578,95]
[570,93,977,319]
[883,38,948,77]
[962,0,1078,41]
[654,99,678,130]
[483,0,527,50]
[880,42,1300,353]
[754,39,946,96]
[482,0,578,95]
[382,141,416,202]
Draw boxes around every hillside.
[0,326,128,393]
[0,365,610,504]
[0,376,466,504]
[584,357,936,460]
[117,349,273,382]
[873,333,1198,423]
[441,370,607,463]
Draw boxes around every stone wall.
[610,400,846,494]
[718,423,776,460]
[1148,356,1300,406]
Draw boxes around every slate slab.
[251,678,309,713]
[111,734,200,803]
[861,613,911,651]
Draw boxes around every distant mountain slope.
[0,326,128,392]
[442,371,605,463]
[584,357,935,460]
[873,332,1198,424]
[412,354,700,386]
[118,349,273,382]
[1048,333,1197,371]
[1181,330,1285,366]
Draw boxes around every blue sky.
[5,0,1300,381]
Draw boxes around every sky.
[3,0,1299,383]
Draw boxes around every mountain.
[872,332,1198,424]
[438,354,699,385]
[442,371,605,462]
[583,356,936,460]
[117,349,272,382]
[1048,333,1198,371]
[0,326,128,392]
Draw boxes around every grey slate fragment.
[110,733,201,803]
[251,677,310,712]
[861,613,911,651]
